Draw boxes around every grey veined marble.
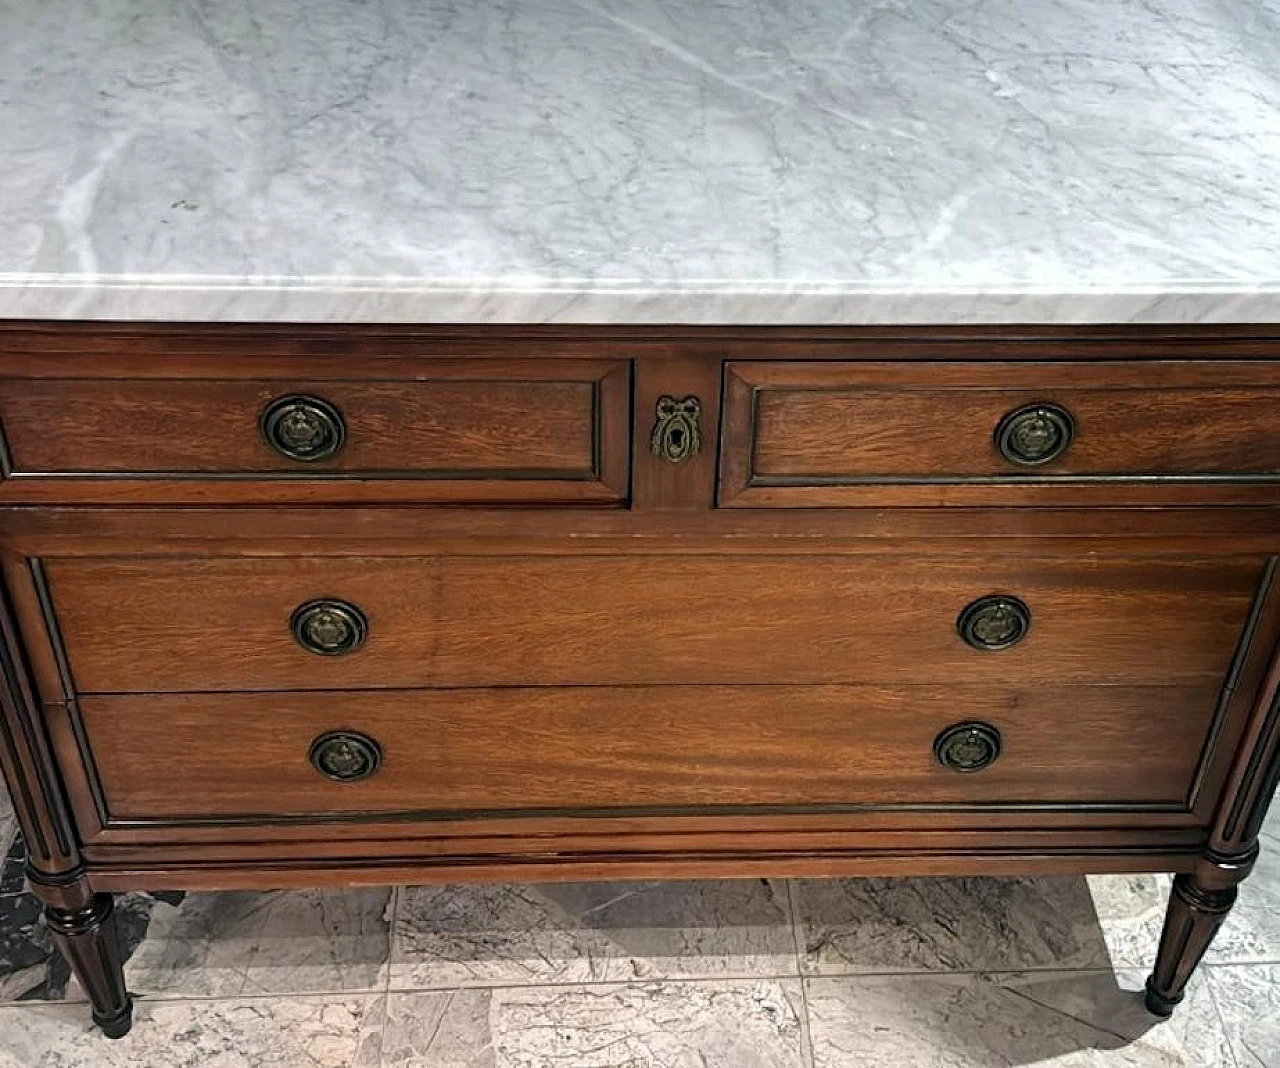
[1208,964,1280,1068]
[1,0,1279,324]
[793,876,1113,975]
[124,888,394,998]
[0,995,383,1068]
[806,970,1235,1067]
[391,880,795,989]
[381,981,808,1067]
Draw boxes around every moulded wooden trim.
[82,845,1204,893]
[1186,558,1280,820]
[0,573,82,875]
[3,505,1280,551]
[77,805,1209,849]
[3,318,1280,377]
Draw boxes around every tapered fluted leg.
[45,893,133,1038]
[1145,866,1240,1016]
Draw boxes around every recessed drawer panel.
[720,361,1280,507]
[41,554,1261,693]
[0,360,630,504]
[80,683,1223,822]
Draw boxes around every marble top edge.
[2,278,1277,326]
[6,275,1280,294]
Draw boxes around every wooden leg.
[1146,845,1257,1017]
[1145,870,1238,1016]
[45,893,133,1039]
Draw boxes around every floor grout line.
[785,964,1155,981]
[383,884,400,997]
[373,976,393,1068]
[372,883,399,1064]
[382,971,824,995]
[783,878,808,980]
[1199,966,1247,1068]
[785,880,818,1068]
[1,963,1225,1011]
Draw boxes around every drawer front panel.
[80,683,1222,821]
[0,360,630,503]
[42,554,1260,693]
[721,361,1280,506]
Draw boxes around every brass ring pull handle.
[309,731,382,782]
[994,403,1074,466]
[650,395,702,464]
[261,394,347,462]
[934,722,1002,773]
[290,599,368,656]
[957,595,1031,651]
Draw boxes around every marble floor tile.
[792,876,1111,975]
[392,880,794,989]
[0,994,383,1068]
[806,969,1233,1067]
[1206,963,1280,1067]
[381,979,807,1067]
[1087,872,1170,972]
[125,887,394,997]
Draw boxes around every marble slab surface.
[1,0,1278,324]
[792,875,1112,976]
[391,880,795,989]
[1208,963,1280,1068]
[381,981,809,1066]
[0,995,385,1068]
[806,970,1235,1067]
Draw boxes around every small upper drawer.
[0,359,630,504]
[720,361,1280,507]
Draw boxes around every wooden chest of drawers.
[2,322,1278,1038]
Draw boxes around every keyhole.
[670,427,685,450]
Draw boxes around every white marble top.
[2,0,1278,325]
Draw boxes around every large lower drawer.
[40,554,1262,693]
[720,361,1280,506]
[79,683,1224,822]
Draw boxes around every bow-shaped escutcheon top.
[650,394,702,464]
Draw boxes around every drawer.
[41,554,1262,693]
[79,682,1224,821]
[0,359,630,504]
[720,361,1280,506]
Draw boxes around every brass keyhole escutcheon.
[651,395,702,464]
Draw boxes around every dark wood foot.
[45,894,133,1039]
[1143,974,1182,1018]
